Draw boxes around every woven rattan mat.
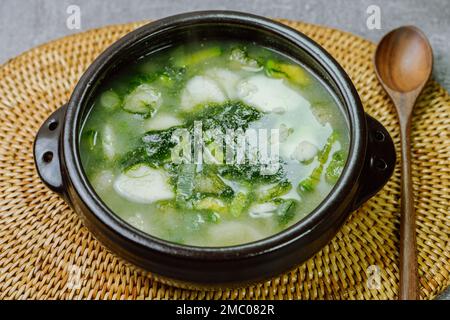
[0,20,448,300]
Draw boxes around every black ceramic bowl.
[34,11,395,287]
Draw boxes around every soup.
[79,41,349,247]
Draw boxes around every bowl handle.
[33,105,67,196]
[352,114,396,210]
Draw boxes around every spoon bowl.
[375,26,433,96]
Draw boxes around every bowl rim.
[62,10,366,260]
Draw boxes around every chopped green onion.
[297,131,338,194]
[257,180,292,202]
[230,192,250,217]
[325,150,346,184]
[174,47,222,67]
[276,199,297,226]
[265,59,309,86]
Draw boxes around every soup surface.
[80,41,349,247]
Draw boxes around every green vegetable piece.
[219,162,286,184]
[120,128,178,169]
[297,166,322,193]
[120,101,263,172]
[174,47,222,67]
[229,48,261,70]
[204,211,220,223]
[229,48,248,63]
[176,164,196,205]
[79,129,106,177]
[123,84,161,117]
[194,173,233,197]
[158,74,174,87]
[188,101,262,131]
[100,90,121,109]
[257,180,292,202]
[318,131,337,164]
[194,197,228,215]
[120,147,150,170]
[230,192,250,217]
[156,200,177,212]
[81,129,99,151]
[325,150,346,184]
[276,199,297,226]
[265,59,310,86]
[157,66,186,91]
[297,131,338,194]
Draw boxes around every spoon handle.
[399,119,419,300]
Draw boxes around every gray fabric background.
[0,0,448,299]
[1,0,449,90]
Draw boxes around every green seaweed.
[325,150,346,184]
[186,101,262,131]
[120,101,262,170]
[194,172,233,197]
[276,199,298,226]
[119,127,179,168]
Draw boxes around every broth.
[80,41,349,247]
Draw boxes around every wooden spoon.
[374,26,433,300]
